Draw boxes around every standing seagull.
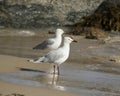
[33,28,64,50]
[29,37,77,75]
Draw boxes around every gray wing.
[44,49,64,63]
[33,39,54,50]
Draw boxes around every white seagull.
[29,37,77,75]
[33,28,64,50]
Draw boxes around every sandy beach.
[0,55,80,96]
[0,28,120,96]
[0,28,83,96]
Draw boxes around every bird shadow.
[17,67,46,73]
[17,67,65,90]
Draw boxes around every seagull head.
[56,28,64,35]
[64,37,77,44]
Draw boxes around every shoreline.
[0,55,80,96]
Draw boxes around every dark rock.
[0,16,7,26]
[66,11,89,23]
[74,0,120,31]
[66,6,94,23]
[95,0,120,13]
[0,0,105,29]
[70,0,120,38]
[4,4,56,28]
[84,27,108,39]
[69,27,108,39]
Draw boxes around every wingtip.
[32,46,45,50]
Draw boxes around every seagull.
[33,28,64,50]
[29,37,77,75]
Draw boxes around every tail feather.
[28,57,45,63]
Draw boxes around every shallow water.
[0,65,120,96]
[0,28,120,96]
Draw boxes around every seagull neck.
[54,33,62,39]
[62,42,70,51]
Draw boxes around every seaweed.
[72,0,120,36]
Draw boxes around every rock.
[85,27,108,39]
[95,0,120,13]
[0,0,104,28]
[74,0,120,31]
[110,56,120,63]
[0,93,25,96]
[1,0,119,30]
[7,4,57,28]
[70,0,120,38]
[66,11,88,23]
[69,27,109,39]
[99,36,120,44]
[98,36,111,44]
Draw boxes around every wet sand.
[0,28,120,96]
[0,55,80,96]
[0,28,81,96]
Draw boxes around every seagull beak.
[73,40,77,42]
[70,36,77,42]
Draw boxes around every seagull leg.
[52,65,56,85]
[53,65,56,74]
[57,66,60,75]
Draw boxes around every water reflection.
[44,73,66,91]
[0,28,120,96]
[0,66,120,96]
[38,65,66,91]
